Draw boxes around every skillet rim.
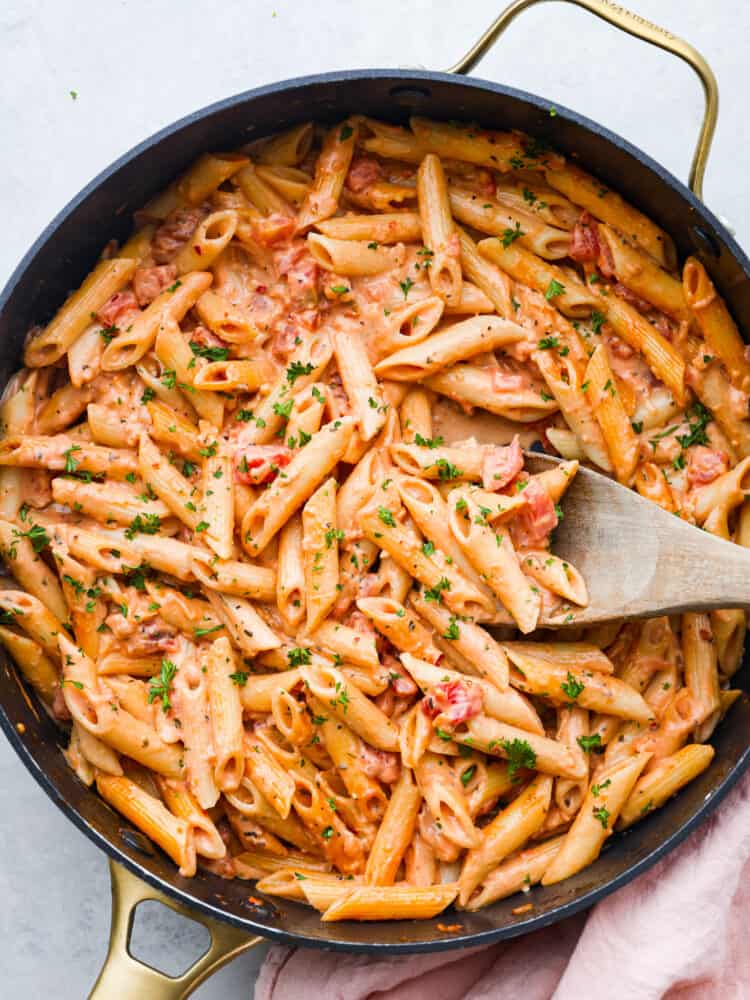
[1,67,749,954]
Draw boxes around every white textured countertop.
[1,1,749,996]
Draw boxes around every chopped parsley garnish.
[286,361,315,384]
[460,764,476,787]
[325,527,345,548]
[194,624,223,638]
[421,540,435,556]
[339,124,353,141]
[414,433,444,449]
[377,506,395,527]
[577,733,603,754]
[399,276,414,299]
[561,671,584,702]
[538,336,559,350]
[423,578,451,603]
[435,458,462,481]
[592,805,610,829]
[545,279,565,301]
[502,738,537,781]
[125,513,161,540]
[676,401,712,449]
[148,659,177,713]
[501,222,524,248]
[287,647,312,667]
[64,445,82,474]
[189,341,229,362]
[229,671,249,686]
[590,310,606,334]
[443,616,460,640]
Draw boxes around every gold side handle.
[89,860,262,1000]
[447,0,718,200]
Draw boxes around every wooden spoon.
[525,452,750,628]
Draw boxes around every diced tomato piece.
[152,207,205,263]
[346,157,383,193]
[569,211,600,262]
[687,446,730,486]
[512,478,558,547]
[613,282,652,314]
[482,435,523,491]
[234,445,292,485]
[421,679,483,724]
[97,290,139,327]
[133,265,178,306]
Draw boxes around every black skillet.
[1,1,749,994]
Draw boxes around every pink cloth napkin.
[255,768,750,1000]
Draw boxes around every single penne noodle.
[276,514,306,628]
[96,774,195,876]
[308,619,379,670]
[418,154,462,303]
[0,518,67,620]
[204,591,281,656]
[239,669,302,713]
[142,152,247,218]
[544,162,676,267]
[460,834,565,910]
[234,162,294,216]
[597,292,687,405]
[75,722,123,776]
[300,661,399,751]
[520,550,588,606]
[24,259,137,368]
[301,477,340,632]
[493,177,579,230]
[442,281,495,314]
[533,350,612,472]
[0,590,66,660]
[170,652,219,807]
[448,489,540,633]
[584,344,639,485]
[192,358,275,392]
[390,441,485,480]
[101,271,212,372]
[255,164,312,204]
[191,554,275,602]
[146,584,224,641]
[205,636,244,791]
[449,187,570,260]
[334,332,386,441]
[503,640,614,674]
[374,315,525,381]
[372,296,445,361]
[597,224,687,320]
[458,774,552,905]
[307,233,405,276]
[361,118,429,162]
[425,364,559,423]
[297,118,358,230]
[411,116,554,172]
[320,882,458,922]
[541,751,652,885]
[194,289,261,344]
[173,210,238,274]
[409,592,512,692]
[457,226,514,317]
[136,433,202,532]
[256,869,362,904]
[711,608,746,677]
[458,714,586,781]
[477,238,598,318]
[400,653,541,734]
[255,122,314,165]
[154,318,224,426]
[156,777,226,860]
[415,751,479,849]
[504,646,651,721]
[356,596,441,664]
[0,434,137,480]
[311,700,388,825]
[36,382,93,435]
[617,743,715,830]
[0,625,59,704]
[200,442,234,560]
[146,400,202,460]
[399,387,433,442]
[683,256,750,392]
[316,212,421,243]
[242,734,296,819]
[682,612,720,729]
[97,653,163,677]
[358,505,495,620]
[241,418,354,555]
